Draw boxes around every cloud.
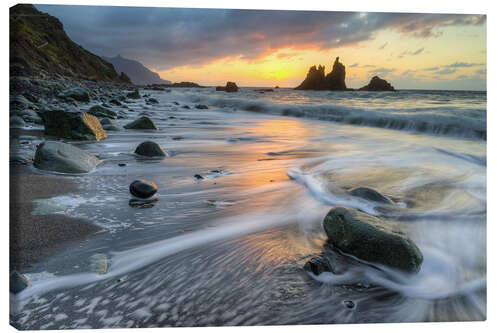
[476,69,487,75]
[350,63,359,67]
[398,47,425,58]
[444,62,484,68]
[34,5,486,70]
[434,68,456,75]
[369,67,396,76]
[423,66,439,71]
[379,42,388,50]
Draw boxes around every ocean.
[11,87,486,328]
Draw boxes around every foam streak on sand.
[14,195,324,300]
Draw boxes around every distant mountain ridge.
[10,4,129,82]
[102,55,171,85]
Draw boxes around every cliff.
[102,55,171,85]
[10,4,129,83]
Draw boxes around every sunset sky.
[36,5,486,90]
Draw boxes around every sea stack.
[295,57,347,91]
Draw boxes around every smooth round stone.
[134,141,167,157]
[129,179,158,199]
[344,300,355,309]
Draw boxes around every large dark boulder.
[359,76,395,91]
[58,87,90,102]
[34,141,100,173]
[134,141,167,157]
[130,179,158,199]
[42,108,107,141]
[88,105,117,119]
[323,206,423,273]
[124,116,159,130]
[295,57,347,91]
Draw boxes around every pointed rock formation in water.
[295,57,347,91]
[325,57,347,90]
[359,76,395,91]
[295,65,326,90]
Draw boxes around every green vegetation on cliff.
[10,4,130,83]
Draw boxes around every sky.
[36,5,486,90]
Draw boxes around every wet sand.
[10,164,101,270]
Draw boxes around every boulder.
[88,105,117,119]
[304,256,334,276]
[359,76,395,91]
[124,116,159,130]
[216,81,239,92]
[129,179,158,199]
[34,141,100,173]
[134,141,167,157]
[10,95,34,111]
[145,97,159,104]
[42,108,107,141]
[323,206,423,273]
[10,271,29,294]
[58,87,90,102]
[348,187,393,205]
[126,89,141,99]
[100,118,121,131]
[10,116,26,128]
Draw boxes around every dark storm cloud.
[35,5,486,70]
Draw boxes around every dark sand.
[10,163,101,271]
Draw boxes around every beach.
[9,83,486,328]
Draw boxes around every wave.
[175,92,486,140]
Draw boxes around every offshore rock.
[295,57,347,90]
[359,76,395,91]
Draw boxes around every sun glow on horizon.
[157,25,486,90]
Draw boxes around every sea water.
[11,87,486,328]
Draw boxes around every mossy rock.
[126,89,141,99]
[43,109,107,141]
[124,116,159,130]
[58,87,90,102]
[88,105,117,119]
[323,206,423,273]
